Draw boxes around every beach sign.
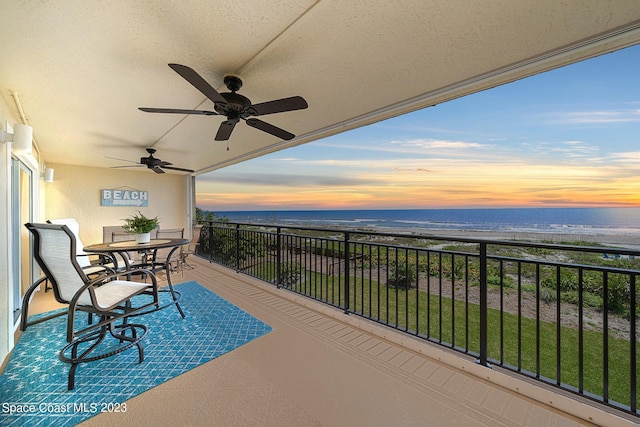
[101,189,148,207]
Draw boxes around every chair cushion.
[89,280,150,310]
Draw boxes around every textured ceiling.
[2,1,640,174]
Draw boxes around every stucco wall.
[44,163,189,247]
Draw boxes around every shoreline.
[247,220,640,250]
[358,226,640,249]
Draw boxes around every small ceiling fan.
[139,63,308,141]
[109,148,194,174]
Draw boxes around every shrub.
[387,259,416,289]
[278,261,301,287]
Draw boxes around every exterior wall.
[44,163,190,248]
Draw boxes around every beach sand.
[373,227,640,249]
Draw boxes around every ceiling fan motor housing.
[140,148,156,164]
[216,92,252,116]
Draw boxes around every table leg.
[164,246,186,318]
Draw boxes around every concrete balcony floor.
[24,257,637,427]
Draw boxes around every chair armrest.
[82,264,115,276]
[88,253,116,266]
[86,267,157,286]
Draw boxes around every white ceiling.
[2,1,640,175]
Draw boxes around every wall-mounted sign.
[101,189,149,207]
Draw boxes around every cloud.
[609,151,640,162]
[205,172,371,187]
[313,138,490,156]
[390,138,486,149]
[522,140,601,160]
[394,167,431,173]
[550,140,600,157]
[548,109,640,124]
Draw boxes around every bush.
[278,261,301,287]
[539,286,556,304]
[561,290,602,308]
[387,259,416,289]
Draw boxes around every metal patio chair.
[153,228,184,272]
[24,222,160,390]
[177,225,203,274]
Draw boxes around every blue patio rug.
[0,281,272,426]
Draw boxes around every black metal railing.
[196,220,640,416]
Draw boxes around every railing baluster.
[517,262,522,371]
[630,273,637,413]
[556,266,562,386]
[451,253,456,347]
[370,244,374,320]
[536,263,541,378]
[438,251,442,342]
[276,227,282,287]
[465,255,469,352]
[478,242,488,367]
[416,249,420,336]
[603,271,609,403]
[578,268,584,393]
[427,250,431,338]
[235,223,240,272]
[500,258,504,363]
[404,248,409,331]
[395,248,399,328]
[344,232,350,314]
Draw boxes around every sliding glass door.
[11,158,32,323]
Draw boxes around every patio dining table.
[84,238,189,317]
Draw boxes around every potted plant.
[122,211,159,244]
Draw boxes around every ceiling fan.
[109,148,194,174]
[139,63,308,141]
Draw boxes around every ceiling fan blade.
[246,118,295,140]
[162,166,195,173]
[215,119,238,141]
[111,165,144,169]
[249,96,308,116]
[151,166,166,174]
[168,63,228,106]
[106,156,139,164]
[138,107,217,116]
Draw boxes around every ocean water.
[215,207,640,236]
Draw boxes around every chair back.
[112,231,134,242]
[155,228,184,262]
[188,225,203,253]
[103,226,142,264]
[48,218,91,268]
[103,225,157,242]
[157,228,184,239]
[25,223,92,306]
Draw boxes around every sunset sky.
[196,44,640,212]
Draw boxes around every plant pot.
[135,232,151,244]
